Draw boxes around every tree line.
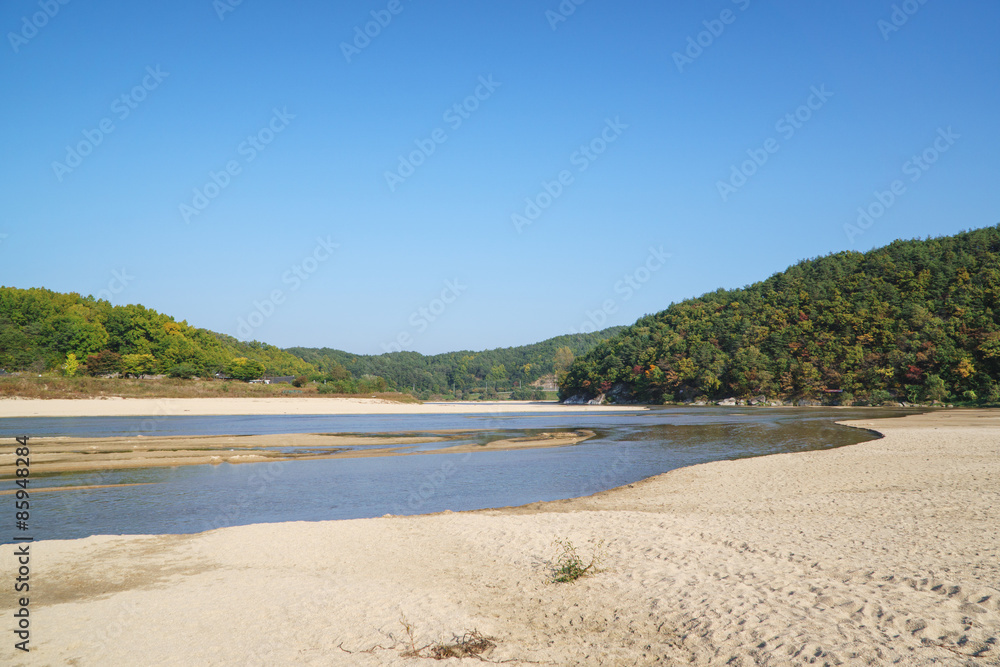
[286,329,622,397]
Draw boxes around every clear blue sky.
[2,1,998,354]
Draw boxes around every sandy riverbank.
[2,410,998,665]
[0,430,596,481]
[0,397,643,418]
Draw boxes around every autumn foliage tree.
[85,350,122,376]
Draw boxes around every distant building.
[216,372,294,384]
[250,376,296,385]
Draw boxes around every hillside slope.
[0,287,313,377]
[560,225,1000,405]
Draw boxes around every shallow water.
[0,407,913,543]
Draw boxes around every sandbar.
[0,431,597,477]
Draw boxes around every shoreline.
[3,410,997,665]
[0,394,934,420]
[0,396,645,418]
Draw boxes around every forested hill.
[0,285,623,394]
[560,225,1000,405]
[286,328,625,395]
[0,287,313,377]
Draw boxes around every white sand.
[2,410,998,665]
[0,397,641,418]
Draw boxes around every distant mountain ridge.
[286,328,625,395]
[560,225,1000,405]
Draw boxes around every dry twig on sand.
[428,630,497,660]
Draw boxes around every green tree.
[553,346,575,383]
[0,317,36,369]
[487,364,507,390]
[326,363,352,382]
[357,375,389,393]
[46,314,109,357]
[63,353,80,377]
[228,357,265,382]
[121,353,157,378]
[925,374,948,402]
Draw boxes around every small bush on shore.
[551,538,605,583]
[509,386,547,400]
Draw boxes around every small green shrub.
[551,538,605,583]
[510,386,544,400]
[319,380,359,394]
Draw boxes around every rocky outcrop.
[561,393,607,405]
[606,382,635,404]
